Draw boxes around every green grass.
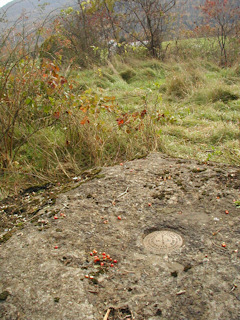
[1,54,240,198]
[68,56,240,166]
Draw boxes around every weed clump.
[142,68,156,77]
[232,64,240,76]
[120,69,136,83]
[142,60,163,71]
[103,72,115,83]
[166,76,189,98]
[165,62,204,99]
[192,85,239,105]
[209,88,239,103]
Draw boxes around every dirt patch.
[0,153,240,320]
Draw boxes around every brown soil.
[0,152,240,320]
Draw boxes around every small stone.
[176,290,186,295]
[183,264,192,272]
[0,291,10,301]
[156,309,162,316]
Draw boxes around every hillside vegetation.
[0,0,239,198]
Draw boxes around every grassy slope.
[0,55,239,198]
[72,56,240,165]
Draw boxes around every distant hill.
[0,0,206,33]
[0,0,76,30]
[1,0,75,16]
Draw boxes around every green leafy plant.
[234,200,240,208]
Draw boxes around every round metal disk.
[143,230,183,254]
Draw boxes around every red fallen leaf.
[80,117,90,125]
[51,70,58,78]
[60,77,67,85]
[79,106,88,113]
[53,111,60,119]
[116,118,124,126]
[48,81,56,89]
[140,109,147,118]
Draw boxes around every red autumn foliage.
[199,0,240,65]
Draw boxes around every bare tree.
[50,0,118,65]
[117,0,176,58]
[57,0,177,61]
[199,0,240,65]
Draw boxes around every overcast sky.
[0,0,12,8]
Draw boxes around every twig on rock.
[117,187,129,198]
[103,308,111,320]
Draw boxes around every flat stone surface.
[143,230,183,254]
[0,152,240,320]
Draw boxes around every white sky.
[0,0,12,8]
